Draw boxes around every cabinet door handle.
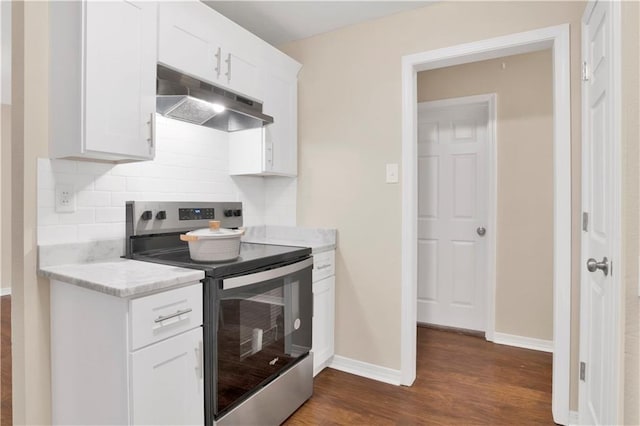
[154,307,192,323]
[316,264,332,270]
[147,113,155,150]
[225,53,231,83]
[214,47,222,79]
[195,340,203,380]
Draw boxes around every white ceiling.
[204,1,434,47]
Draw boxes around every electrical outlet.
[55,184,76,213]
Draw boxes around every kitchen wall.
[417,50,554,341]
[281,0,585,410]
[1,104,10,295]
[11,1,51,423]
[1,0,11,295]
[37,116,274,245]
[622,1,640,423]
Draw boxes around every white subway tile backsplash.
[39,225,78,245]
[37,116,298,244]
[77,191,111,207]
[94,175,126,192]
[57,208,95,225]
[39,189,55,208]
[77,223,126,241]
[110,192,145,207]
[76,161,115,175]
[95,207,125,223]
[54,173,96,191]
[38,207,59,226]
[50,159,78,173]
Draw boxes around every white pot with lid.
[179,220,244,262]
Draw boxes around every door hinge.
[580,361,586,381]
[582,61,590,82]
[582,212,589,232]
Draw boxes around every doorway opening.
[401,25,571,425]
[416,49,555,350]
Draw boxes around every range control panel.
[126,201,243,236]
[179,208,216,221]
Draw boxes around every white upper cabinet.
[159,1,302,177]
[49,1,157,162]
[158,2,258,98]
[228,64,300,177]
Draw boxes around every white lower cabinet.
[131,327,204,426]
[311,250,336,376]
[50,280,203,425]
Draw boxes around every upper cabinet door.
[49,1,157,162]
[158,2,220,85]
[84,1,157,159]
[158,2,258,97]
[261,71,298,176]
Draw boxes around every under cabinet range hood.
[156,65,274,132]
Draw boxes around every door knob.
[586,257,609,276]
[476,227,486,236]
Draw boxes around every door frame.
[400,24,572,424]
[579,0,624,422]
[417,94,497,339]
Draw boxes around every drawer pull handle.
[317,264,332,270]
[154,308,193,323]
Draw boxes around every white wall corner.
[329,355,402,386]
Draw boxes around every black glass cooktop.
[132,242,311,278]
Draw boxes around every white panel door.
[579,1,621,424]
[84,1,156,159]
[417,101,488,331]
[131,327,204,425]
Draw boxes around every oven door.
[212,257,313,418]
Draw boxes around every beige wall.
[1,104,11,294]
[281,0,584,410]
[622,1,640,424]
[417,49,554,341]
[11,1,51,424]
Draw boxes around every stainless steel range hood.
[156,65,274,132]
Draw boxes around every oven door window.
[215,265,312,416]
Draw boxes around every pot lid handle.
[209,220,221,231]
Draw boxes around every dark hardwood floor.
[0,301,552,425]
[1,296,11,426]
[285,326,553,425]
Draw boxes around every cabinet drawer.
[130,283,203,350]
[312,250,335,282]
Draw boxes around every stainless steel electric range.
[125,201,313,426]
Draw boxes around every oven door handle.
[222,257,313,290]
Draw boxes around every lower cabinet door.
[131,327,204,425]
[312,275,335,376]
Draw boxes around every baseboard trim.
[0,288,11,297]
[330,355,402,386]
[493,332,553,353]
[568,410,579,425]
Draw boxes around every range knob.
[156,210,167,220]
[233,209,242,217]
[224,209,233,217]
[141,210,153,221]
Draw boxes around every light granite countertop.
[39,258,204,298]
[37,224,336,298]
[242,225,337,254]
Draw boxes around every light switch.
[386,163,399,184]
